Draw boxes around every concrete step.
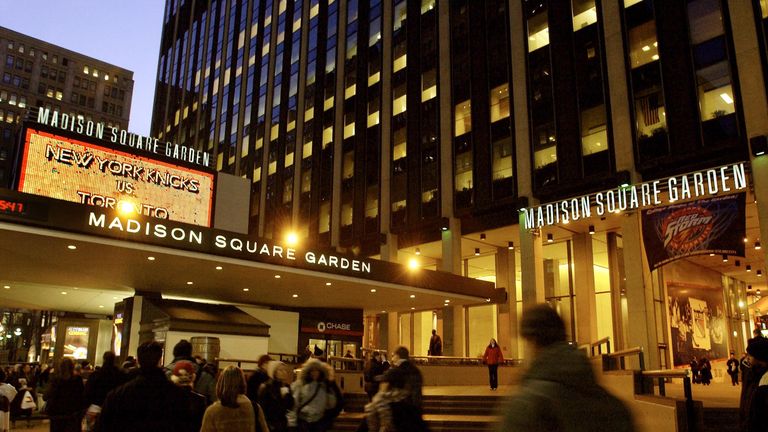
[702,407,739,432]
[329,413,499,432]
[342,392,504,416]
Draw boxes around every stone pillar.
[572,233,598,346]
[387,312,399,353]
[496,247,519,359]
[607,232,627,350]
[519,213,545,306]
[440,217,464,356]
[622,212,660,369]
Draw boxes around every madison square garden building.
[150,0,768,368]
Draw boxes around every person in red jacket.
[482,338,504,390]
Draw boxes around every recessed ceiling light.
[410,294,415,298]
[381,310,386,313]
[147,256,155,261]
[370,289,377,293]
[444,299,450,303]
[60,291,67,295]
[275,275,282,279]
[326,282,332,286]
[411,307,415,310]
[113,296,118,300]
[98,305,104,308]
[186,281,194,285]
[2,285,9,289]
[243,288,250,292]
[292,294,298,298]
[67,245,77,250]
[215,266,223,270]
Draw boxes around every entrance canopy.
[0,189,504,315]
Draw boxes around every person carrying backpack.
[288,358,340,432]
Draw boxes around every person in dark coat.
[382,346,423,410]
[699,357,713,385]
[84,351,127,429]
[500,304,635,432]
[428,330,443,356]
[257,361,294,432]
[164,340,198,379]
[727,352,740,386]
[741,336,768,432]
[170,361,207,432]
[246,354,271,403]
[44,358,87,432]
[483,338,504,390]
[9,364,35,428]
[95,341,193,432]
[363,352,386,400]
[690,358,700,384]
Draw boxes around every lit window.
[393,42,407,72]
[421,69,437,102]
[303,141,313,158]
[490,84,510,122]
[83,65,89,74]
[345,83,356,99]
[572,0,597,30]
[421,0,435,14]
[394,2,407,31]
[322,126,333,148]
[454,100,472,136]
[393,84,407,115]
[324,95,334,111]
[344,113,355,139]
[305,107,314,121]
[367,110,379,128]
[527,12,550,52]
[534,146,557,169]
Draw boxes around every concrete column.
[622,212,660,369]
[572,233,598,346]
[519,213,545,306]
[330,0,348,248]
[495,247,519,359]
[601,0,635,174]
[380,232,398,263]
[607,232,627,350]
[387,311,399,353]
[440,217,462,274]
[440,216,464,356]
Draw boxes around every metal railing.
[602,346,644,371]
[639,368,695,432]
[589,337,611,357]
[327,356,364,371]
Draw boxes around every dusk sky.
[0,0,165,135]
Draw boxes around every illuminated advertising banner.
[63,326,90,360]
[17,128,214,226]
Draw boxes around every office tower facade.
[0,26,134,187]
[153,0,768,365]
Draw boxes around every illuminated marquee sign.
[17,128,215,226]
[523,163,747,229]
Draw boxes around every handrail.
[638,368,694,429]
[589,337,611,357]
[602,346,644,371]
[641,369,689,378]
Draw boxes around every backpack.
[321,381,344,427]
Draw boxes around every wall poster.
[668,283,727,367]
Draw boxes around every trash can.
[191,336,220,364]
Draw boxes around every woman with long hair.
[482,338,504,390]
[200,365,268,432]
[44,358,86,432]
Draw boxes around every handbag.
[20,390,36,410]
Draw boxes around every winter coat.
[364,359,386,396]
[743,367,768,432]
[84,365,127,407]
[247,369,270,402]
[195,367,217,405]
[258,379,294,432]
[95,367,193,432]
[500,342,635,432]
[382,360,423,410]
[0,383,18,432]
[428,335,443,356]
[741,363,768,430]
[164,356,198,380]
[200,394,257,432]
[44,375,86,419]
[288,359,337,426]
[483,345,504,365]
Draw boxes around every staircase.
[702,408,739,432]
[330,393,503,432]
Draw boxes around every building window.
[454,100,471,136]
[421,69,437,102]
[393,83,407,115]
[489,83,510,122]
[393,41,407,73]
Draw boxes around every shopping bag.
[20,390,36,410]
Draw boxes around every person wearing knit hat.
[258,361,294,432]
[171,360,207,432]
[741,336,768,431]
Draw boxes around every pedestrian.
[740,336,768,431]
[200,365,268,432]
[363,352,386,400]
[741,352,751,385]
[727,352,740,386]
[257,361,294,432]
[170,361,207,432]
[95,341,194,432]
[193,356,217,405]
[9,364,35,429]
[288,358,339,431]
[700,357,712,386]
[500,304,634,432]
[483,338,504,390]
[690,357,700,384]
[84,351,127,430]
[0,369,18,432]
[164,340,198,379]
[428,330,443,356]
[247,354,272,403]
[44,358,87,432]
[382,346,423,410]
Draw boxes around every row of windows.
[0,91,27,108]
[103,85,126,101]
[40,65,66,83]
[36,84,63,101]
[2,73,29,90]
[6,40,67,65]
[0,109,20,124]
